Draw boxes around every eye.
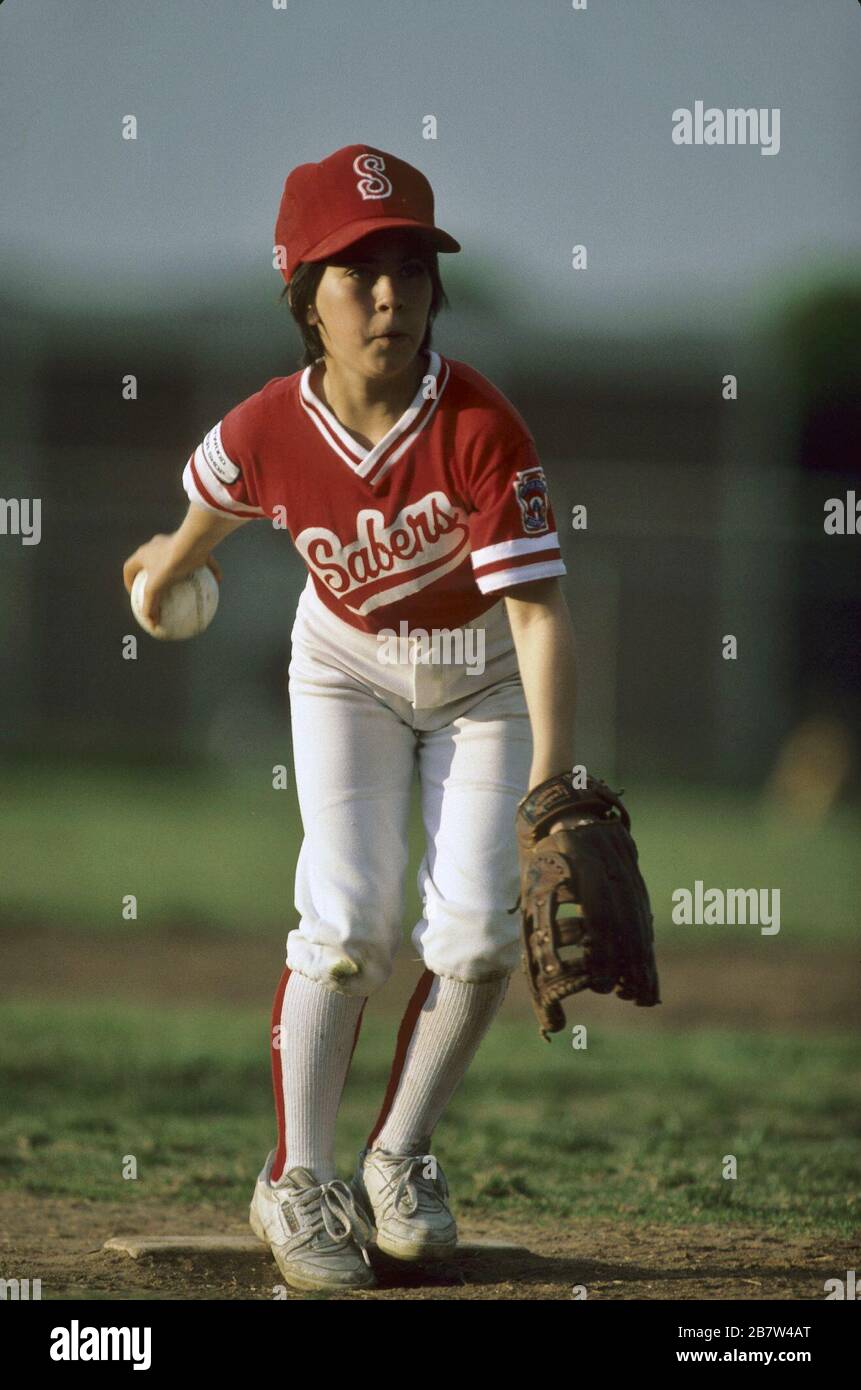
[344,260,425,280]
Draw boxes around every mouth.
[371,330,409,341]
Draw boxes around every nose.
[372,274,404,309]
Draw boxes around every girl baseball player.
[123,144,578,1293]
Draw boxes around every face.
[307,230,434,378]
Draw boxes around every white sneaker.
[353,1146,458,1261]
[249,1149,376,1292]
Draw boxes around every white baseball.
[131,566,219,641]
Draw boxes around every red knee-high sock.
[365,968,435,1150]
[367,971,509,1155]
[268,966,292,1183]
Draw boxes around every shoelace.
[377,1155,450,1217]
[285,1178,373,1250]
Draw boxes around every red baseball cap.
[274,143,461,285]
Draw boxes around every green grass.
[1,762,858,944]
[0,1002,857,1234]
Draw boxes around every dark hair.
[278,244,451,369]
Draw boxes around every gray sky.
[1,0,859,331]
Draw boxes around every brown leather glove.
[513,771,660,1039]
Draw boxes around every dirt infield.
[2,1190,855,1301]
[2,923,859,1030]
[3,925,857,1301]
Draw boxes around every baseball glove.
[512,771,660,1039]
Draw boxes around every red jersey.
[182,350,567,634]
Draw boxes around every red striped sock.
[367,972,508,1154]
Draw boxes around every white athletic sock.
[372,974,509,1155]
[277,970,365,1183]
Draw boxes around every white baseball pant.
[284,577,533,995]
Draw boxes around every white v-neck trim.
[299,349,447,488]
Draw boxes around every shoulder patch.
[202,423,241,486]
[512,465,550,535]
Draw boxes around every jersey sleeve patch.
[467,436,567,594]
[201,423,241,485]
[512,465,550,535]
[181,417,267,519]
